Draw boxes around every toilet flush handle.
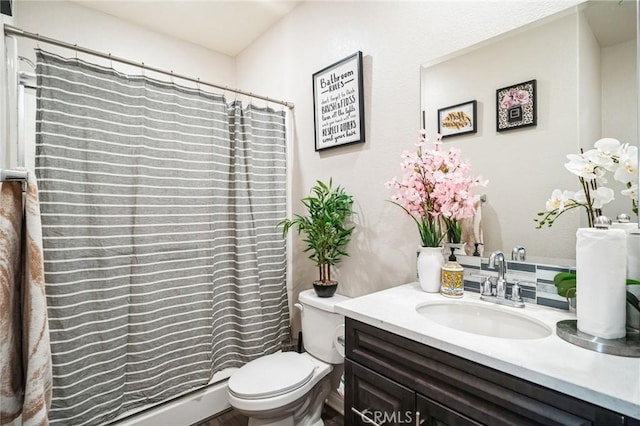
[294,303,303,312]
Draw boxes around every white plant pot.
[417,246,444,293]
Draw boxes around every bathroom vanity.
[335,283,640,425]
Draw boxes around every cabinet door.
[416,394,482,426]
[345,359,415,426]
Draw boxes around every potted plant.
[280,179,355,297]
[385,131,485,292]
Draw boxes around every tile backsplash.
[457,255,575,310]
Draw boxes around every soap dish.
[556,320,640,357]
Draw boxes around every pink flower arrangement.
[500,88,530,109]
[385,131,486,247]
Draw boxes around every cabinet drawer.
[417,393,482,426]
[346,318,631,425]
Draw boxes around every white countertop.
[334,282,640,419]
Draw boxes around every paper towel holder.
[593,215,612,229]
[556,320,640,357]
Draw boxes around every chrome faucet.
[511,246,526,261]
[480,251,525,308]
[488,251,507,298]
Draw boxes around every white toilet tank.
[297,289,350,364]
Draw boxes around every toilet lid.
[228,352,316,400]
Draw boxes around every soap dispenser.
[441,247,464,298]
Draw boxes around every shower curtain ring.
[141,62,145,77]
[74,44,78,59]
[196,78,200,92]
[108,53,113,69]
[36,33,40,49]
[170,70,174,84]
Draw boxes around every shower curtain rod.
[4,24,295,109]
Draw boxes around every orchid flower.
[614,145,638,184]
[564,154,604,180]
[545,189,574,212]
[575,186,614,209]
[536,137,638,229]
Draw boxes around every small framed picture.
[437,100,477,138]
[496,79,537,132]
[312,52,365,151]
[0,0,12,16]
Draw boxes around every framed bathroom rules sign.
[312,51,365,151]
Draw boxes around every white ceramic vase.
[417,246,444,293]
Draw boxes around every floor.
[194,403,343,426]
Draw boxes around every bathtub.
[112,368,237,426]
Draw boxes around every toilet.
[226,289,349,426]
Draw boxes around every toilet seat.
[228,352,316,400]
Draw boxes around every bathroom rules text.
[313,52,364,150]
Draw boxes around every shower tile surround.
[457,255,575,310]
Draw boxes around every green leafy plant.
[553,272,640,298]
[443,217,462,244]
[280,179,355,284]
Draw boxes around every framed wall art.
[312,51,365,151]
[496,79,537,132]
[1,0,12,16]
[437,100,477,138]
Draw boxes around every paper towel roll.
[576,228,627,339]
[629,230,640,281]
[611,224,640,280]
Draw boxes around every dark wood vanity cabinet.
[344,318,639,426]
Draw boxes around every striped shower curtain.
[35,50,289,425]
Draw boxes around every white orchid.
[594,187,616,208]
[594,137,623,156]
[574,186,615,209]
[545,189,575,212]
[564,154,600,180]
[622,184,638,200]
[614,145,638,184]
[536,137,637,229]
[583,148,615,173]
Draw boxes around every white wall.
[601,38,638,221]
[602,39,638,146]
[578,8,601,154]
[236,0,582,300]
[13,1,235,95]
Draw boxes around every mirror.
[420,1,637,266]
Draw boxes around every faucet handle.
[510,280,523,303]
[481,277,494,296]
[511,246,526,261]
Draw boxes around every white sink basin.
[415,301,552,340]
